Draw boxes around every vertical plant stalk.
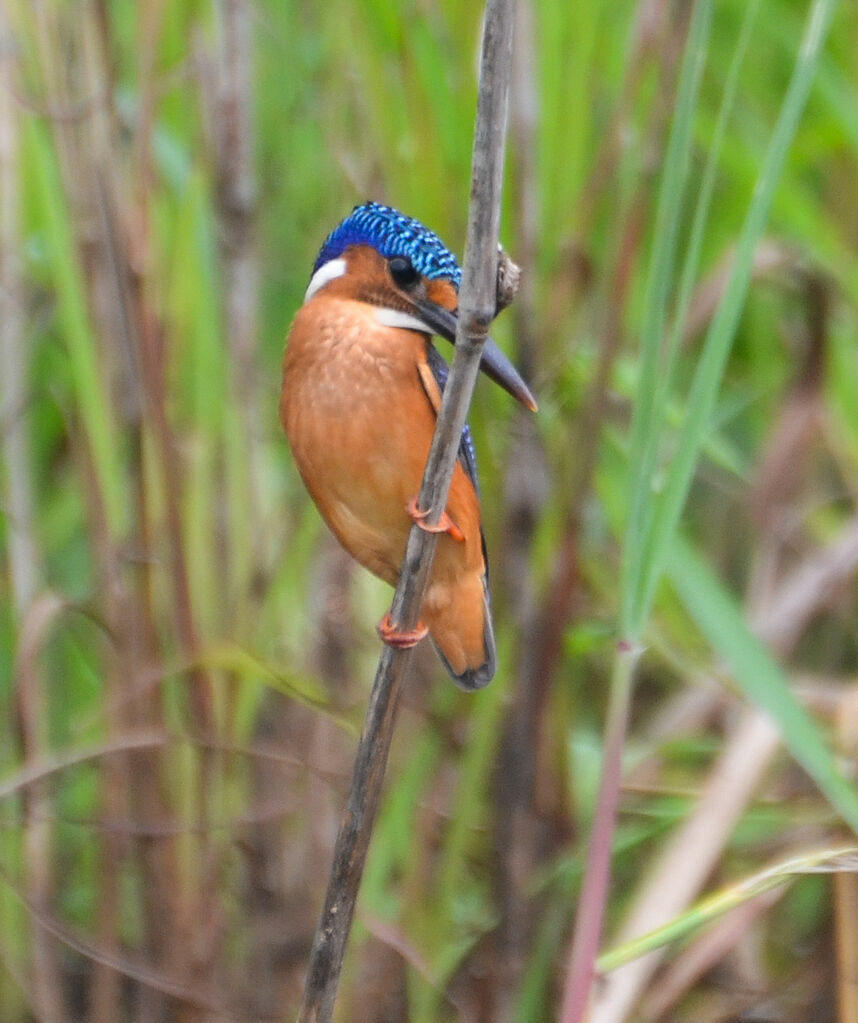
[83,6,194,1016]
[0,22,67,1023]
[130,6,224,1014]
[492,6,548,1011]
[78,17,135,1023]
[835,689,858,1023]
[296,1,516,1019]
[559,643,639,1023]
[214,0,258,411]
[213,0,260,623]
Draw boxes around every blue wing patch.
[424,344,480,497]
[425,345,490,587]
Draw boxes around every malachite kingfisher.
[281,202,536,690]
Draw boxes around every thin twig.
[296,1,517,1019]
[559,642,639,1023]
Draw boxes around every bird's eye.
[388,256,420,290]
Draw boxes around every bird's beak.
[413,297,538,412]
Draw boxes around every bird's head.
[304,202,537,411]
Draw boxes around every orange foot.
[406,497,465,542]
[377,612,429,650]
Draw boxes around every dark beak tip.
[479,337,538,413]
[417,297,538,413]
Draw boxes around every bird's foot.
[377,612,428,650]
[406,497,465,542]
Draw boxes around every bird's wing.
[420,344,481,496]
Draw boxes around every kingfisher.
[281,202,536,690]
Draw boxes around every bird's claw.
[406,497,465,542]
[377,612,429,650]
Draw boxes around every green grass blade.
[652,0,762,441]
[26,120,125,535]
[621,0,712,637]
[598,844,858,972]
[632,0,841,629]
[668,534,858,833]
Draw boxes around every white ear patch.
[373,307,432,334]
[304,258,347,302]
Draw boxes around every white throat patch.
[304,258,347,302]
[373,307,432,334]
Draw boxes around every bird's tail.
[430,583,496,691]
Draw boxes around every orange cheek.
[424,278,459,313]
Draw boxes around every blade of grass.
[652,0,763,443]
[168,169,224,632]
[621,0,712,638]
[598,844,858,972]
[25,118,125,535]
[629,0,841,632]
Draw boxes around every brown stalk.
[296,1,517,1018]
[489,7,548,1009]
[200,0,262,637]
[0,24,66,1018]
[76,15,136,1021]
[86,21,191,1023]
[213,0,259,418]
[835,688,858,1023]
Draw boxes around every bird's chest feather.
[281,298,437,558]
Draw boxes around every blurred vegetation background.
[1,0,858,1020]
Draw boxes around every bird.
[280,202,536,690]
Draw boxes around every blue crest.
[312,202,462,286]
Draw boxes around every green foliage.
[1,0,858,1020]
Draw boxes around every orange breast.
[281,296,491,679]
